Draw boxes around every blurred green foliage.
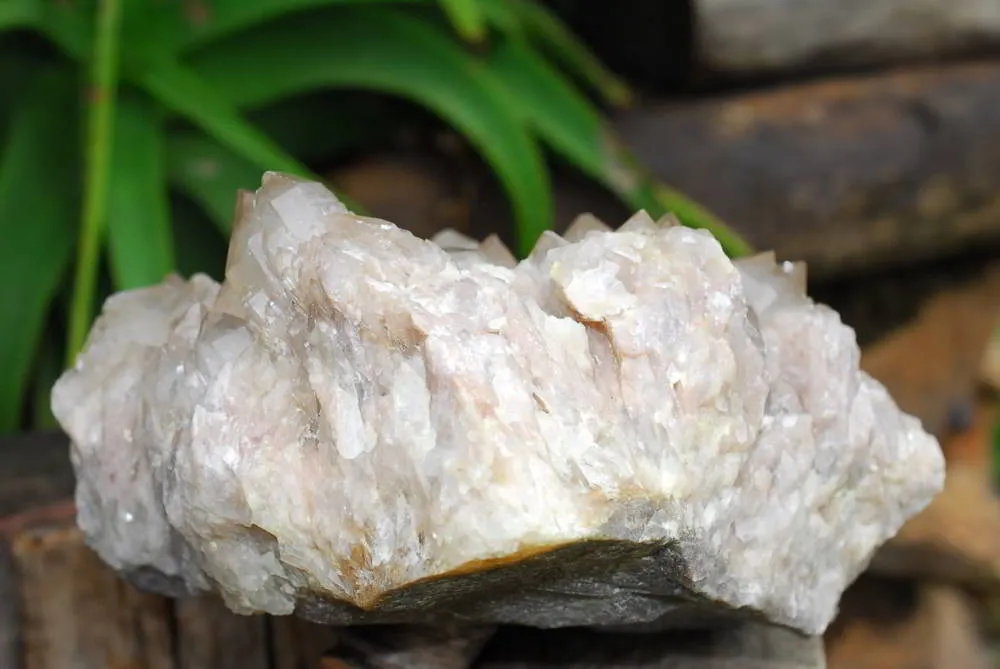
[0,0,751,434]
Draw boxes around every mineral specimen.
[51,173,944,636]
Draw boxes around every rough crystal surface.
[51,173,944,635]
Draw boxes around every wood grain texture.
[826,577,991,669]
[12,524,173,669]
[695,0,1000,76]
[615,61,1000,279]
[174,595,270,669]
[0,542,20,669]
[269,617,339,669]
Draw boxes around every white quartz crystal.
[51,173,944,635]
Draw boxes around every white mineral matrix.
[52,173,944,635]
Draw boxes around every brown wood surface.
[826,577,992,669]
[1,542,19,669]
[614,61,1000,279]
[694,0,1000,76]
[175,595,270,669]
[12,524,173,669]
[1,520,340,669]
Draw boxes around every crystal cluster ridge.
[51,173,945,635]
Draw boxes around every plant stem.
[66,0,123,365]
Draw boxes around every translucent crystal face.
[52,173,944,635]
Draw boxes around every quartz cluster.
[51,173,944,635]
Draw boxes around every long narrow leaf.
[0,72,80,432]
[167,131,266,234]
[0,0,39,31]
[138,62,310,178]
[490,39,604,177]
[123,0,417,59]
[34,0,92,60]
[67,0,124,364]
[505,0,632,108]
[107,92,176,289]
[437,0,485,42]
[488,39,752,257]
[249,95,394,165]
[189,8,551,255]
[0,48,40,146]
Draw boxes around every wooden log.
[0,541,19,669]
[856,262,1000,437]
[174,595,269,669]
[12,523,174,669]
[614,61,1000,278]
[0,519,342,669]
[826,577,992,669]
[694,0,1000,77]
[270,617,339,669]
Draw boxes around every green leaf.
[489,39,604,175]
[0,71,80,433]
[488,39,752,257]
[0,45,40,147]
[651,184,754,258]
[106,92,176,289]
[171,192,228,281]
[504,0,633,108]
[167,130,265,234]
[122,0,419,60]
[137,62,310,178]
[67,0,124,365]
[189,7,551,255]
[0,0,39,31]
[248,93,399,165]
[475,0,524,38]
[437,0,486,42]
[34,0,93,60]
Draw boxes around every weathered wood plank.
[858,263,1000,436]
[270,617,339,669]
[0,542,19,669]
[614,61,1000,278]
[1,511,326,669]
[174,595,270,669]
[826,577,992,669]
[11,523,174,669]
[695,0,1000,77]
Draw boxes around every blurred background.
[3,0,1000,667]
